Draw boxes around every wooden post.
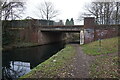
[79,30,81,44]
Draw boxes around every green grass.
[82,37,118,55]
[82,37,119,78]
[90,56,119,78]
[20,45,75,78]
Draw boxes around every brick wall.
[84,17,118,44]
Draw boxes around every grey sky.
[24,0,92,25]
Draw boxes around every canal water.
[2,42,65,79]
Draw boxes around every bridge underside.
[40,25,84,32]
[41,30,82,32]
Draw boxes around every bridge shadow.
[67,40,80,44]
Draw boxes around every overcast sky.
[24,0,92,25]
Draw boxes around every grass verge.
[81,37,119,78]
[90,55,119,78]
[82,37,118,55]
[19,45,75,78]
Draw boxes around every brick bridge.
[7,17,119,45]
[39,24,118,44]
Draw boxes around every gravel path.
[68,44,96,78]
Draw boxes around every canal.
[2,42,65,79]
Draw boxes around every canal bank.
[19,44,93,78]
[20,44,76,78]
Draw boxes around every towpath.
[66,44,95,78]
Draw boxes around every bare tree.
[78,2,100,24]
[86,2,114,24]
[115,2,120,24]
[1,0,25,20]
[36,1,59,25]
[0,1,2,19]
[1,0,25,45]
[79,0,120,25]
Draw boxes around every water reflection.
[2,61,30,79]
[2,42,65,79]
